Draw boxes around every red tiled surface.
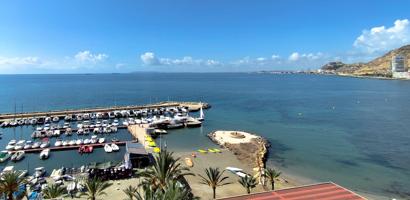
[219,182,366,200]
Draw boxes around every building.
[124,141,151,168]
[391,55,406,72]
[218,182,366,200]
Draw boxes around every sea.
[0,73,409,199]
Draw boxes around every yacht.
[40,139,50,148]
[83,139,91,145]
[76,139,83,145]
[23,141,33,149]
[8,140,17,145]
[52,116,59,122]
[68,140,76,146]
[5,144,15,150]
[63,122,70,129]
[104,144,112,153]
[32,141,41,149]
[54,139,62,147]
[112,119,119,126]
[90,136,97,144]
[11,151,25,162]
[0,151,11,162]
[62,140,69,146]
[197,107,205,121]
[77,128,84,135]
[111,143,119,151]
[34,167,46,178]
[98,137,105,144]
[39,149,50,160]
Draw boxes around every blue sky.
[1,0,410,73]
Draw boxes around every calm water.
[0,73,409,199]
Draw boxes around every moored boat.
[104,144,112,153]
[39,148,50,159]
[111,143,119,151]
[11,151,25,162]
[0,151,11,162]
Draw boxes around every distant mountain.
[321,44,410,77]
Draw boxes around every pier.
[0,101,209,121]
[7,140,138,153]
[127,124,151,149]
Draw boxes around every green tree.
[238,175,257,194]
[264,168,281,190]
[42,184,67,199]
[198,167,231,199]
[137,150,193,191]
[135,180,197,200]
[123,185,138,200]
[0,171,26,200]
[82,178,112,200]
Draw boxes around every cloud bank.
[354,19,410,54]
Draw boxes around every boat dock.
[128,124,152,149]
[7,140,137,154]
[0,101,209,121]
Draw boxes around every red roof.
[218,182,366,200]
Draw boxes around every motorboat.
[8,140,17,145]
[63,122,70,129]
[95,121,102,127]
[62,140,69,146]
[11,151,25,162]
[32,141,41,149]
[98,137,105,144]
[14,144,24,150]
[68,140,76,146]
[65,128,73,136]
[34,167,46,178]
[77,128,84,135]
[104,144,112,153]
[76,139,83,145]
[0,151,11,162]
[54,139,62,147]
[226,167,243,173]
[83,128,90,135]
[24,141,33,149]
[53,130,61,136]
[111,143,119,151]
[83,139,91,145]
[40,139,50,148]
[45,117,51,123]
[90,136,97,144]
[39,149,50,160]
[5,144,15,150]
[112,119,119,126]
[52,116,59,122]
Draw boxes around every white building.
[391,55,406,72]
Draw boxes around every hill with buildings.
[321,44,410,78]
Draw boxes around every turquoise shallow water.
[0,73,409,199]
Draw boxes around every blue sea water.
[0,73,409,199]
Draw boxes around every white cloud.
[288,52,300,61]
[140,52,221,67]
[271,54,280,60]
[0,56,42,66]
[353,19,410,53]
[75,50,108,63]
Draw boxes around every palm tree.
[198,167,231,199]
[82,178,112,200]
[123,185,138,200]
[137,150,193,191]
[42,184,67,199]
[264,168,281,190]
[238,175,257,194]
[134,180,197,200]
[0,171,26,200]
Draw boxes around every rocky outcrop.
[208,131,269,168]
[322,44,410,77]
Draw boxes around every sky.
[0,0,410,74]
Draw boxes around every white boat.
[104,144,112,153]
[5,144,15,150]
[34,167,46,178]
[197,107,205,121]
[98,138,105,144]
[77,128,84,135]
[23,141,33,149]
[53,130,61,136]
[235,171,248,178]
[77,123,83,129]
[111,143,119,151]
[32,142,41,149]
[112,119,119,126]
[52,116,59,122]
[68,140,76,146]
[54,139,62,147]
[8,140,17,145]
[62,141,69,146]
[76,139,83,145]
[11,151,25,162]
[122,120,129,126]
[83,139,91,144]
[39,149,50,160]
[14,144,24,150]
[40,140,50,148]
[36,126,43,131]
[16,140,26,145]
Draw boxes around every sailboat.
[197,107,205,121]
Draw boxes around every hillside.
[321,45,410,77]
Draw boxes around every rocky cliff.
[322,45,410,77]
